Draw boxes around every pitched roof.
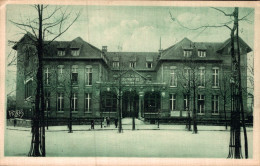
[106,52,159,70]
[160,38,222,61]
[217,36,252,53]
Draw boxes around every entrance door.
[122,91,139,118]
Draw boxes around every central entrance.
[122,90,139,118]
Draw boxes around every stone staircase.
[121,118,145,125]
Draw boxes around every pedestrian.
[107,117,110,127]
[115,118,118,128]
[14,118,17,127]
[104,117,107,128]
[91,120,95,129]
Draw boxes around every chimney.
[102,46,107,52]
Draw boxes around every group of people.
[90,117,119,130]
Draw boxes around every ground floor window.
[57,93,64,111]
[212,95,219,114]
[169,94,176,111]
[183,94,189,111]
[198,94,205,114]
[45,90,51,111]
[71,93,78,111]
[144,91,160,113]
[25,79,33,99]
[101,91,117,112]
[85,93,92,112]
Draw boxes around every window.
[199,67,205,87]
[198,50,206,57]
[71,65,78,84]
[170,67,177,87]
[144,92,160,113]
[71,93,78,111]
[25,79,33,99]
[57,49,65,56]
[57,65,64,84]
[184,94,189,111]
[198,95,205,114]
[212,95,219,114]
[146,62,152,68]
[44,67,50,85]
[212,67,219,87]
[130,62,136,68]
[184,68,191,87]
[57,93,64,111]
[85,93,92,112]
[71,48,80,56]
[113,61,120,68]
[183,50,192,57]
[45,91,51,111]
[85,66,92,85]
[169,94,176,111]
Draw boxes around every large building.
[13,33,252,121]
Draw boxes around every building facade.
[14,34,252,121]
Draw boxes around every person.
[107,117,110,127]
[91,120,95,129]
[104,117,107,128]
[14,118,17,127]
[115,118,118,128]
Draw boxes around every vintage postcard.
[0,0,259,166]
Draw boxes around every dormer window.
[146,56,153,69]
[130,62,136,68]
[146,62,152,69]
[183,50,192,57]
[198,50,206,57]
[57,49,65,56]
[113,62,120,68]
[71,48,80,56]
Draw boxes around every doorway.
[122,90,139,118]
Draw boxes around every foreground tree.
[11,5,80,156]
[170,7,252,158]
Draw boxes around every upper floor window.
[25,78,33,99]
[183,50,192,57]
[44,67,50,85]
[85,66,92,85]
[113,61,120,68]
[71,48,80,56]
[57,49,65,56]
[169,94,176,111]
[198,94,205,114]
[170,66,177,87]
[199,67,205,87]
[184,67,191,87]
[212,95,219,114]
[71,65,78,84]
[130,62,136,68]
[57,65,64,85]
[146,62,153,69]
[212,67,219,87]
[198,50,206,57]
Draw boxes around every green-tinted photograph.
[5,4,254,158]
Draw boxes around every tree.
[10,5,80,157]
[170,7,252,158]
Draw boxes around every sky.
[5,5,255,95]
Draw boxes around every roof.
[160,36,252,61]
[106,52,159,70]
[160,37,223,61]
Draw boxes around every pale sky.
[5,5,255,95]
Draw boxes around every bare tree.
[10,4,80,157]
[170,7,252,158]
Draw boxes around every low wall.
[7,119,32,127]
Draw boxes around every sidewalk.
[6,123,253,132]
